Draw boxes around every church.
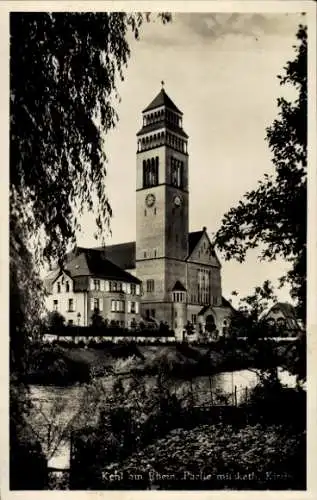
[45,87,233,340]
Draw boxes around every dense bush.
[26,344,90,384]
[99,423,306,490]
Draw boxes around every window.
[128,301,139,314]
[154,249,157,257]
[66,281,70,292]
[173,292,184,303]
[94,279,100,291]
[146,309,150,319]
[154,208,157,215]
[68,298,74,312]
[111,300,124,312]
[68,319,73,326]
[151,309,155,318]
[126,283,131,294]
[144,209,147,216]
[110,281,117,292]
[192,314,197,325]
[57,282,61,293]
[146,279,154,292]
[131,283,136,295]
[91,297,103,312]
[197,268,211,305]
[105,281,110,292]
[171,157,183,188]
[116,300,125,312]
[143,157,159,188]
[277,317,286,328]
[136,284,140,295]
[53,299,58,311]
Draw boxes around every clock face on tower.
[145,193,156,207]
[173,195,182,207]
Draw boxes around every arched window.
[171,157,183,188]
[143,157,159,187]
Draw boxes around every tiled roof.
[143,89,182,114]
[44,247,140,292]
[188,230,204,255]
[77,248,140,283]
[94,242,136,270]
[94,231,206,269]
[260,302,303,330]
[172,280,187,292]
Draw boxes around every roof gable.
[172,280,187,292]
[187,230,221,268]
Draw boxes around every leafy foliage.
[91,308,105,327]
[10,11,172,487]
[214,25,307,321]
[99,423,305,490]
[10,215,45,375]
[10,10,171,370]
[10,12,171,264]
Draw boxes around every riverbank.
[25,338,304,386]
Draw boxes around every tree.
[10,12,171,488]
[10,12,171,347]
[47,310,66,330]
[91,308,104,328]
[214,24,307,322]
[10,12,171,263]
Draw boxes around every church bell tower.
[136,85,189,322]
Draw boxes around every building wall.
[140,301,173,328]
[164,187,189,260]
[46,284,86,326]
[47,275,141,328]
[87,290,141,328]
[136,184,166,262]
[165,259,187,299]
[136,258,166,302]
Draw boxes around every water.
[28,367,299,470]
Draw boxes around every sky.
[76,12,304,305]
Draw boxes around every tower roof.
[143,88,182,115]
